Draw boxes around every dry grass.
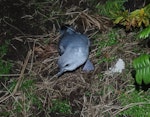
[0,0,150,117]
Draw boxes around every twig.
[0,92,11,103]
[112,102,150,116]
[28,40,36,73]
[0,82,23,108]
[12,50,32,94]
[0,74,20,77]
[3,19,25,35]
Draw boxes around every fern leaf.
[143,67,150,84]
[136,69,142,85]
[142,67,146,84]
[133,54,150,85]
[138,26,150,39]
[114,16,124,24]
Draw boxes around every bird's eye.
[65,64,70,67]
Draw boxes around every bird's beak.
[56,70,64,77]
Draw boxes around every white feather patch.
[109,58,125,73]
[105,58,125,75]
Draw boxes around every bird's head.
[60,25,76,35]
[57,49,88,76]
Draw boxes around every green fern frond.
[137,25,150,39]
[133,54,150,85]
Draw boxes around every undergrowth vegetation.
[96,0,126,18]
[0,0,150,117]
[0,40,12,79]
[50,99,72,115]
[118,89,150,116]
[114,4,150,30]
[94,29,118,64]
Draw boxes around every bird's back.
[59,29,90,55]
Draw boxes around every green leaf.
[143,67,150,84]
[133,54,150,85]
[114,16,124,24]
[137,26,150,39]
[135,69,142,85]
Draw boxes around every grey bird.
[57,25,94,76]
